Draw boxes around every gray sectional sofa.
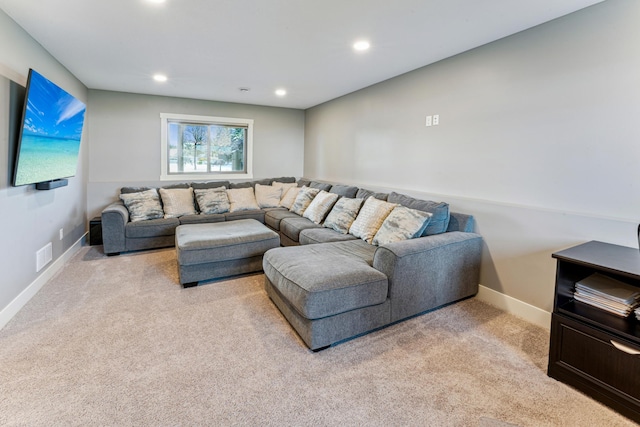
[101,177,296,255]
[100,176,482,350]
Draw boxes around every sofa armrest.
[373,231,482,322]
[101,201,129,254]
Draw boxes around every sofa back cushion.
[329,184,358,198]
[387,192,450,236]
[309,181,333,192]
[356,188,388,201]
[194,187,230,214]
[349,196,398,244]
[191,181,231,189]
[323,197,364,234]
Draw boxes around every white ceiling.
[0,0,603,109]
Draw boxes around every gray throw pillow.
[372,206,433,246]
[194,187,230,214]
[387,192,450,235]
[119,188,164,222]
[290,186,320,216]
[323,197,364,234]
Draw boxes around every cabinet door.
[549,315,640,422]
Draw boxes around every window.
[160,113,253,181]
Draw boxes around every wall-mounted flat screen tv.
[12,69,86,188]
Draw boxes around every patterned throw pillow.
[348,196,398,243]
[302,190,339,224]
[194,187,230,214]
[119,188,164,222]
[372,206,433,246]
[323,197,365,234]
[387,192,450,236]
[158,187,196,218]
[255,184,282,208]
[279,187,300,209]
[226,187,260,212]
[289,186,320,216]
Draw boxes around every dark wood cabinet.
[549,241,640,423]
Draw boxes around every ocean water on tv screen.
[14,135,80,185]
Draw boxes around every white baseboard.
[476,285,551,330]
[0,234,87,330]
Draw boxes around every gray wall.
[87,90,305,218]
[0,10,88,317]
[304,0,640,313]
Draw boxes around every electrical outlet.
[425,115,432,127]
[433,114,440,126]
[59,228,64,240]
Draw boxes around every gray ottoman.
[176,219,280,287]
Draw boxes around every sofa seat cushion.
[125,217,180,238]
[263,242,387,320]
[280,216,322,242]
[264,208,300,231]
[179,213,226,225]
[299,228,358,245]
[224,210,265,223]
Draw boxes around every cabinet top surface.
[553,240,640,277]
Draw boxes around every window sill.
[161,173,253,181]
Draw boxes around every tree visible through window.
[161,113,253,180]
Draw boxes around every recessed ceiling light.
[146,0,166,4]
[153,74,168,82]
[353,40,370,52]
[275,89,287,97]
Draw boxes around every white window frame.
[160,113,253,181]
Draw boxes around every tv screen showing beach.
[13,69,86,186]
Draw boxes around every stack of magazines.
[574,273,640,317]
[636,307,640,321]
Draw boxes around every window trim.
[160,113,253,181]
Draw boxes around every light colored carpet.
[0,246,636,426]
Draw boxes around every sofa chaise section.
[263,213,483,350]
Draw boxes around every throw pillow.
[279,187,300,209]
[272,181,298,193]
[289,186,320,216]
[387,192,450,236]
[372,206,433,246]
[159,187,197,218]
[119,188,164,222]
[255,184,283,208]
[227,187,260,212]
[194,187,230,214]
[302,190,339,224]
[323,197,365,234]
[349,196,398,243]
